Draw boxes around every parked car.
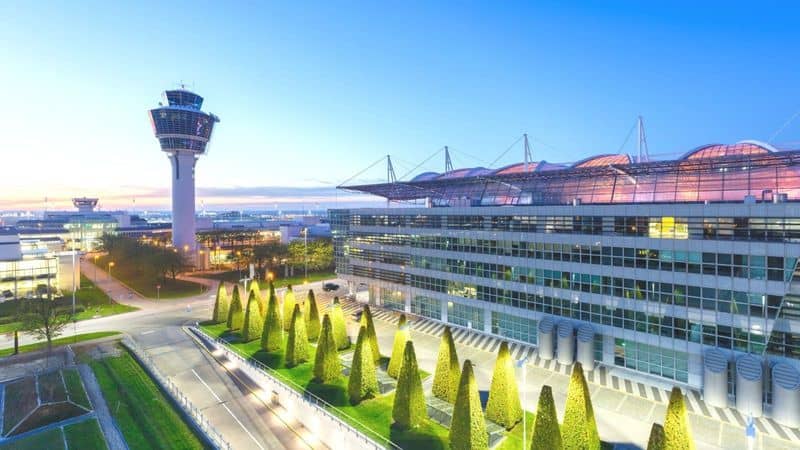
[322,282,340,292]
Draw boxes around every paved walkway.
[322,294,800,450]
[77,364,128,450]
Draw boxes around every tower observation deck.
[149,88,220,257]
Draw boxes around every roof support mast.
[523,133,533,172]
[386,155,396,207]
[445,146,454,172]
[637,116,650,163]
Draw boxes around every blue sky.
[1,1,799,210]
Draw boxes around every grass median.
[201,322,448,450]
[0,331,121,357]
[0,275,137,334]
[90,348,204,450]
[93,255,205,299]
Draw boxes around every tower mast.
[445,146,454,172]
[637,116,650,163]
[523,133,533,172]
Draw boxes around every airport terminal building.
[332,141,800,424]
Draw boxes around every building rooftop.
[341,140,800,206]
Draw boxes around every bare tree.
[18,288,71,351]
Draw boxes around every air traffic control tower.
[149,89,219,259]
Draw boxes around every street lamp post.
[156,284,161,301]
[107,261,115,280]
[303,227,308,282]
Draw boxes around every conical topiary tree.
[313,314,341,383]
[360,305,380,362]
[212,283,229,323]
[387,314,410,379]
[260,287,283,352]
[268,282,280,324]
[392,340,427,430]
[226,285,244,330]
[663,387,694,450]
[562,362,600,450]
[432,326,460,403]
[249,279,264,316]
[486,341,523,429]
[646,423,665,450]
[531,385,562,450]
[348,325,379,404]
[449,360,488,450]
[241,290,262,342]
[283,285,296,331]
[285,304,309,367]
[330,297,350,350]
[305,290,321,342]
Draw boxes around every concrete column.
[441,299,448,323]
[703,348,728,408]
[735,354,763,417]
[404,290,411,314]
[483,307,492,334]
[170,152,198,254]
[538,317,555,360]
[557,321,575,365]
[772,362,800,428]
[576,323,595,371]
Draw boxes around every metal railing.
[190,326,401,450]
[121,337,231,450]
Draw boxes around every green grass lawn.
[62,369,91,410]
[0,275,137,334]
[64,418,108,450]
[0,427,64,450]
[93,255,205,299]
[496,409,614,450]
[0,331,121,357]
[201,322,448,449]
[2,377,37,435]
[197,270,335,289]
[90,349,204,450]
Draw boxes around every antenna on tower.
[523,133,533,172]
[445,146,454,172]
[387,155,397,183]
[637,116,650,163]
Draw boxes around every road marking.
[141,330,155,335]
[191,369,222,403]
[223,403,265,450]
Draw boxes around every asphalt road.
[0,261,326,450]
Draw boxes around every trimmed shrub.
[260,287,283,352]
[348,325,379,404]
[249,279,264,316]
[360,305,381,362]
[226,285,244,330]
[663,387,694,450]
[313,314,341,383]
[330,297,350,350]
[646,423,666,450]
[562,362,600,450]
[432,326,460,403]
[530,385,562,450]
[392,340,427,430]
[305,290,321,342]
[387,314,410,379]
[269,282,280,324]
[212,283,229,323]
[283,286,296,331]
[449,360,488,450]
[241,290,262,342]
[285,304,310,367]
[486,341,523,429]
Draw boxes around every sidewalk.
[328,296,800,450]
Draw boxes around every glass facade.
[447,302,483,330]
[0,257,59,299]
[380,288,405,312]
[491,311,537,345]
[614,338,689,383]
[411,295,441,320]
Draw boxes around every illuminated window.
[648,216,688,239]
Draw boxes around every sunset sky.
[2,1,799,211]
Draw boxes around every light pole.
[303,227,308,283]
[516,356,529,449]
[156,284,161,301]
[107,261,115,281]
[93,254,99,281]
